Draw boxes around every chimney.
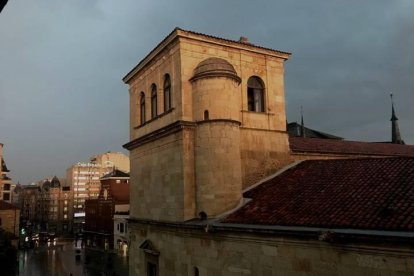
[239,36,250,44]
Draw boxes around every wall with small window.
[128,42,181,141]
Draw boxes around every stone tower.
[123,28,291,221]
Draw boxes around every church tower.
[123,28,291,222]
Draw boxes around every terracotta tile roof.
[224,158,414,231]
[176,28,291,56]
[290,137,414,157]
[0,200,19,210]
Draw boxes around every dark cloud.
[1,0,413,183]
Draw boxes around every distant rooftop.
[287,122,343,140]
[290,137,414,157]
[101,169,130,180]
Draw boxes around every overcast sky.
[1,0,413,184]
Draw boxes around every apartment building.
[66,152,129,233]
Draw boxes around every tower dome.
[43,180,51,191]
[190,58,241,83]
[50,176,61,188]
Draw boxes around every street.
[18,239,128,276]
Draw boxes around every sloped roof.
[224,158,414,231]
[287,122,343,140]
[0,200,19,210]
[290,137,414,157]
[1,159,9,172]
[101,169,130,180]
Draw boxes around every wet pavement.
[18,239,128,276]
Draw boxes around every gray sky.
[1,0,413,184]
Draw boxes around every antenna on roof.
[300,106,306,138]
[390,93,404,144]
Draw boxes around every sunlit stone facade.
[123,28,294,275]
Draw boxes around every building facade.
[36,177,72,235]
[0,200,20,247]
[84,169,129,250]
[0,143,15,203]
[124,28,414,276]
[66,152,129,233]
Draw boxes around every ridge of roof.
[123,27,291,83]
[176,27,291,56]
[290,136,414,157]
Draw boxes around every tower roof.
[42,180,51,190]
[123,27,291,83]
[390,93,404,144]
[1,158,9,172]
[50,176,61,188]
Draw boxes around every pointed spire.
[300,106,306,138]
[390,93,404,144]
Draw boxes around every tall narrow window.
[247,76,265,112]
[151,84,157,119]
[147,262,157,276]
[140,92,146,124]
[163,74,171,111]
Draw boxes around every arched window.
[140,92,146,125]
[151,84,157,119]
[163,74,171,111]
[247,76,265,112]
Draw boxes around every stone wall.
[129,223,414,276]
[240,128,292,189]
[195,121,242,217]
[0,209,20,236]
[129,128,196,221]
[129,42,182,140]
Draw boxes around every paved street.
[18,239,128,276]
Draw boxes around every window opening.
[164,74,171,111]
[151,84,157,119]
[247,76,264,112]
[140,92,146,124]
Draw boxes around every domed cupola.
[43,180,51,191]
[50,176,61,188]
[190,58,241,83]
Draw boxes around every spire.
[300,106,306,138]
[390,93,404,144]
